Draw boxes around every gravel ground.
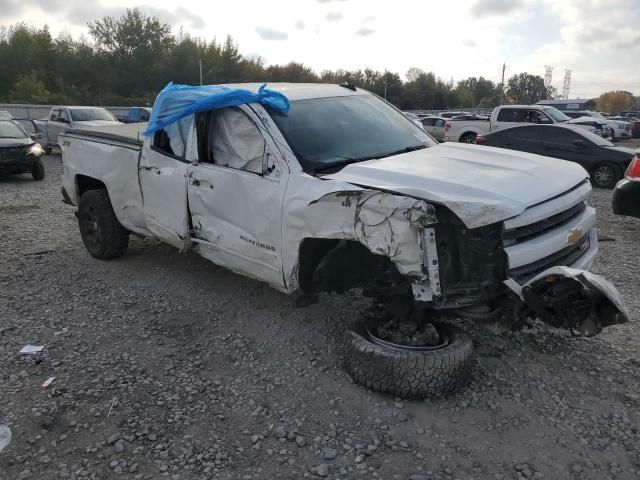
[1,148,639,480]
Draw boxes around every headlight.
[27,143,42,156]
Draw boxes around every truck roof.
[221,83,369,101]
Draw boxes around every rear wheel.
[591,162,621,189]
[343,318,474,399]
[31,158,44,180]
[78,189,129,259]
[459,133,477,144]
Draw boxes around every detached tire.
[78,189,129,259]
[343,321,473,399]
[31,158,45,180]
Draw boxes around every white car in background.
[564,111,630,141]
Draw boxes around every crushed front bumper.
[504,266,629,336]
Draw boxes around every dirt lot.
[1,146,640,480]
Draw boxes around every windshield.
[0,121,28,139]
[268,94,435,172]
[542,106,571,122]
[70,108,117,122]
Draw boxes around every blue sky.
[2,0,639,98]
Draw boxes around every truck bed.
[60,123,151,236]
[69,122,147,147]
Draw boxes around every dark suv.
[0,119,45,180]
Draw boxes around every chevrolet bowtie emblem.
[568,227,583,244]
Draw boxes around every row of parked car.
[0,105,151,181]
[403,105,640,218]
[406,106,639,186]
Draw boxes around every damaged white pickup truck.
[60,83,629,398]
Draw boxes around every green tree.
[505,73,552,104]
[9,71,50,103]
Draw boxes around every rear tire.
[459,133,477,144]
[591,162,621,189]
[343,320,474,399]
[31,158,45,181]
[78,189,129,259]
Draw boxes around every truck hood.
[71,120,121,128]
[567,116,606,126]
[324,143,589,229]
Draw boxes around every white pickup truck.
[444,105,607,143]
[60,83,629,399]
[35,106,121,153]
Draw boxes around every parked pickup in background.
[443,105,607,143]
[59,83,628,398]
[113,107,152,123]
[34,106,121,153]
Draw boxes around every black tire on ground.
[343,320,474,399]
[78,189,129,260]
[31,158,45,180]
[44,146,52,155]
[591,162,621,189]
[459,133,477,144]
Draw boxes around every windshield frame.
[0,120,29,139]
[267,93,436,174]
[70,108,117,122]
[541,106,571,123]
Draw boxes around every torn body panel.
[282,175,437,298]
[504,266,630,336]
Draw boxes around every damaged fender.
[284,178,438,296]
[504,267,630,336]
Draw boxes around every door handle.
[191,178,200,186]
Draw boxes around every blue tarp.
[143,83,290,137]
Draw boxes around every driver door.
[187,105,289,289]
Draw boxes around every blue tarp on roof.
[143,82,290,137]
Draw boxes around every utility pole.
[499,62,506,104]
[199,58,203,86]
[383,70,388,100]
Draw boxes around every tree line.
[1,9,636,112]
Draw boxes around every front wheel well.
[296,237,410,300]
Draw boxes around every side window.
[435,119,446,127]
[51,109,60,121]
[59,110,70,123]
[528,110,551,124]
[152,129,175,156]
[422,118,435,127]
[509,127,541,141]
[140,110,150,121]
[545,128,581,144]
[196,107,266,175]
[497,108,523,122]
